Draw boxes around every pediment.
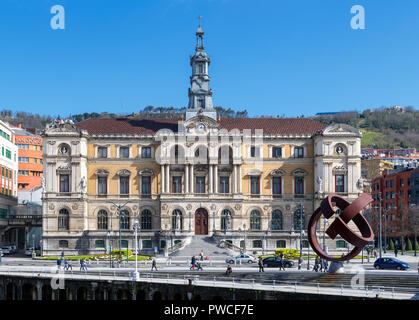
[321,124,361,136]
[184,114,220,130]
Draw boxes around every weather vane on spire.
[198,14,203,27]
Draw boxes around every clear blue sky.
[0,0,418,118]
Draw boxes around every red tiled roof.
[75,117,326,136]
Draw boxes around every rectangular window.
[141,147,152,158]
[294,147,304,158]
[141,176,151,195]
[196,177,205,194]
[5,149,11,159]
[251,176,260,195]
[295,177,304,194]
[219,176,229,194]
[98,176,107,194]
[272,147,282,158]
[250,146,257,158]
[142,240,152,249]
[59,174,70,193]
[399,179,404,187]
[98,147,107,158]
[119,176,129,194]
[172,176,182,193]
[272,177,282,196]
[335,175,344,193]
[18,157,29,163]
[400,190,404,197]
[120,147,129,158]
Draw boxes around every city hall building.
[41,26,364,256]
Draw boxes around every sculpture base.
[328,262,345,273]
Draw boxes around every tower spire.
[185,21,216,121]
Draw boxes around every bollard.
[294,282,297,293]
[214,276,216,286]
[273,280,275,289]
[252,279,255,289]
[392,287,394,299]
[232,277,235,287]
[317,283,319,294]
[341,284,343,296]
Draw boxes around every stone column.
[209,165,213,194]
[190,165,194,194]
[238,165,242,194]
[185,165,189,193]
[161,165,165,194]
[233,165,237,194]
[214,165,218,194]
[165,165,170,194]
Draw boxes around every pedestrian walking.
[323,259,328,273]
[196,261,203,271]
[394,247,398,257]
[298,257,303,270]
[258,257,264,272]
[151,258,158,271]
[64,258,69,270]
[279,256,285,271]
[81,258,87,272]
[319,258,324,272]
[190,256,196,271]
[225,264,232,276]
[200,250,204,261]
[314,256,319,272]
[57,258,62,270]
[373,249,377,259]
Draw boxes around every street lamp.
[107,201,133,263]
[243,223,247,254]
[298,203,304,264]
[133,219,139,281]
[107,231,112,268]
[377,192,383,258]
[322,217,329,252]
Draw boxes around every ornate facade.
[41,26,363,256]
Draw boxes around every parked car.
[25,247,34,256]
[0,248,3,257]
[374,257,409,270]
[1,247,10,255]
[262,256,294,268]
[226,254,257,264]
[3,245,16,254]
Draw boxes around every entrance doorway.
[195,208,208,235]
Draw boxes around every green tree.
[406,238,412,251]
[389,238,394,250]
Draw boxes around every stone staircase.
[169,235,233,259]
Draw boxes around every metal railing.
[0,267,417,299]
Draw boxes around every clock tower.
[185,22,217,121]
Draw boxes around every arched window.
[253,240,262,248]
[221,209,231,230]
[97,210,108,230]
[276,240,286,248]
[336,240,346,248]
[95,240,105,248]
[271,209,283,230]
[59,240,68,248]
[293,209,305,230]
[141,209,152,230]
[119,210,130,230]
[218,146,233,165]
[58,208,69,230]
[250,210,261,231]
[172,209,183,230]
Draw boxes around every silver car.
[226,254,257,264]
[1,247,10,255]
